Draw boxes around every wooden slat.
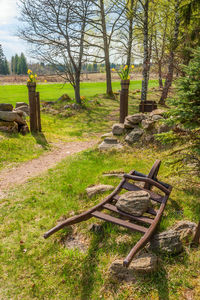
[146,207,157,216]
[113,195,120,201]
[91,211,147,233]
[122,182,163,203]
[103,203,153,225]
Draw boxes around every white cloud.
[0,0,30,59]
[0,0,18,25]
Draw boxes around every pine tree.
[17,57,22,74]
[168,47,200,128]
[0,44,5,74]
[4,58,10,75]
[20,53,28,74]
[14,54,19,74]
[11,56,15,74]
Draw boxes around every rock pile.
[0,102,29,135]
[99,109,170,150]
[111,109,169,145]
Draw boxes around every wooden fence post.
[36,92,42,132]
[27,83,41,133]
[27,82,37,132]
[120,79,130,123]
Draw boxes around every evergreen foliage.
[11,53,28,74]
[168,47,200,128]
[0,44,10,75]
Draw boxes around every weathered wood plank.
[103,203,153,225]
[91,211,147,233]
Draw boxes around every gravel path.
[0,140,97,197]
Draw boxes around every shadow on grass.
[150,266,169,300]
[32,132,49,149]
[80,231,106,300]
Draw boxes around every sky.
[0,0,29,61]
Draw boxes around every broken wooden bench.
[44,160,172,267]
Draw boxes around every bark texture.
[141,0,149,102]
[100,0,113,97]
[159,0,180,105]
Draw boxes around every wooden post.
[27,82,37,132]
[192,221,200,246]
[120,79,130,123]
[36,92,42,132]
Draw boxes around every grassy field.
[0,80,200,299]
[0,80,158,105]
[0,80,158,170]
[0,148,199,299]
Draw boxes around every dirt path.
[0,140,97,197]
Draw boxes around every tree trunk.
[158,60,163,88]
[126,0,134,68]
[74,75,81,105]
[159,0,180,105]
[100,0,113,97]
[141,0,149,102]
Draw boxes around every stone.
[0,111,25,125]
[109,260,135,282]
[101,132,113,138]
[144,134,154,143]
[64,104,71,109]
[86,184,114,198]
[171,220,197,242]
[148,229,183,254]
[19,123,30,135]
[15,102,28,109]
[104,137,118,144]
[14,110,27,119]
[98,141,123,150]
[103,171,124,178]
[152,115,164,121]
[125,113,146,125]
[116,190,150,216]
[98,137,123,150]
[125,128,144,144]
[0,120,18,133]
[130,253,158,273]
[141,119,155,131]
[109,253,158,280]
[0,103,13,111]
[88,223,104,233]
[112,123,125,135]
[14,105,30,116]
[157,123,171,134]
[124,119,136,129]
[57,94,71,102]
[149,109,166,117]
[71,103,80,109]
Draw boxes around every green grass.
[0,80,158,105]
[0,148,199,299]
[0,80,158,170]
[0,80,200,299]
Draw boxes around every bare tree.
[19,0,92,104]
[113,0,136,67]
[84,0,125,96]
[141,0,149,102]
[159,0,181,105]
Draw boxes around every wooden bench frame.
[44,160,173,267]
